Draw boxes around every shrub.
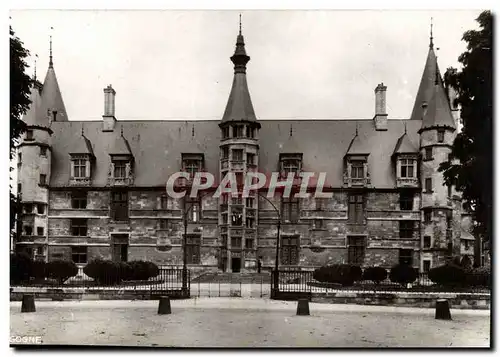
[465,266,491,288]
[313,264,362,286]
[389,264,417,286]
[30,260,47,280]
[126,260,159,281]
[46,260,78,284]
[84,259,123,285]
[363,267,388,284]
[428,264,466,287]
[10,252,32,284]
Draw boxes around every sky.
[9,10,481,121]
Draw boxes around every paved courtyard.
[10,298,490,348]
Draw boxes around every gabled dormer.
[69,128,95,186]
[392,130,419,188]
[343,127,370,187]
[108,128,134,186]
[279,126,303,181]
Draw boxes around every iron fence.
[271,269,490,298]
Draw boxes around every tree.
[440,11,492,266]
[10,25,32,243]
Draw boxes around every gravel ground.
[10,298,490,348]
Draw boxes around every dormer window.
[70,154,92,186]
[182,153,204,178]
[344,155,370,187]
[280,153,302,177]
[394,154,418,188]
[109,154,134,186]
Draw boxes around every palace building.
[15,22,475,273]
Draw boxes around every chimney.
[373,83,388,131]
[102,84,116,132]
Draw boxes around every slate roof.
[49,119,420,189]
[39,65,68,122]
[410,45,439,121]
[23,82,43,126]
[69,131,95,156]
[393,132,419,155]
[420,78,457,132]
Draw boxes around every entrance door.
[231,257,241,273]
[112,234,129,262]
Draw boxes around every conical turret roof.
[420,79,457,132]
[22,81,44,126]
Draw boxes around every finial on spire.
[34,54,38,81]
[49,26,54,68]
[290,124,293,137]
[120,125,124,136]
[81,124,84,136]
[239,14,242,35]
[429,17,434,49]
[192,125,195,137]
[404,121,407,134]
[355,122,359,136]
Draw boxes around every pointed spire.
[221,15,257,123]
[49,27,53,68]
[429,17,434,49]
[419,73,457,133]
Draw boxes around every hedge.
[362,266,388,284]
[313,264,362,286]
[428,264,466,287]
[46,260,78,284]
[83,259,159,285]
[10,252,32,284]
[389,264,417,286]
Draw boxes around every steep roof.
[410,45,440,121]
[39,65,68,122]
[345,125,370,156]
[69,128,94,156]
[393,132,418,155]
[110,130,133,156]
[22,81,43,126]
[221,29,257,123]
[49,119,421,188]
[420,79,457,132]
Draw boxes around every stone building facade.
[15,24,475,273]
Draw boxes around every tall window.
[232,149,243,161]
[185,197,201,223]
[246,217,254,228]
[399,249,413,265]
[37,227,44,236]
[160,195,169,210]
[221,147,229,159]
[282,197,299,223]
[40,147,47,157]
[231,208,243,226]
[37,204,45,214]
[437,129,445,143]
[71,246,88,264]
[26,130,33,140]
[71,191,87,209]
[281,236,299,265]
[18,153,22,163]
[186,235,200,264]
[111,191,128,221]
[425,178,432,192]
[71,218,88,236]
[247,153,255,165]
[423,260,431,273]
[351,161,364,179]
[424,208,432,223]
[313,219,324,229]
[39,174,46,186]
[245,238,254,249]
[222,127,230,139]
[233,125,245,138]
[113,160,127,179]
[348,194,364,224]
[246,197,254,208]
[347,236,365,265]
[423,235,431,248]
[24,226,33,236]
[400,159,416,178]
[399,190,413,210]
[231,237,242,249]
[24,203,33,213]
[159,219,171,230]
[399,221,414,238]
[424,147,433,160]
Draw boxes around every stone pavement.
[10,298,490,347]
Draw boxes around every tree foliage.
[10,26,32,240]
[440,11,492,247]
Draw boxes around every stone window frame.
[281,196,300,223]
[424,178,433,193]
[398,248,413,265]
[231,236,242,249]
[437,129,445,143]
[245,238,254,249]
[40,146,48,157]
[71,191,88,209]
[39,174,47,186]
[70,154,91,179]
[279,153,303,178]
[399,158,417,178]
[424,147,433,161]
[181,153,205,178]
[281,235,300,265]
[25,129,34,141]
[37,203,45,214]
[185,234,201,264]
[423,208,432,224]
[399,190,413,211]
[347,235,366,265]
[399,220,414,239]
[71,246,88,264]
[348,193,364,224]
[36,226,44,236]
[423,235,432,248]
[71,218,88,237]
[23,225,33,236]
[422,259,431,273]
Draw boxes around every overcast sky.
[10,10,481,121]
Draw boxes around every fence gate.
[271,269,313,301]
